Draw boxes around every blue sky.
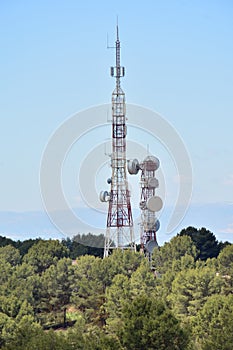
[0,1,233,243]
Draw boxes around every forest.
[0,227,232,350]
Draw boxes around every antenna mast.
[100,25,135,257]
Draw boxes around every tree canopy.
[179,226,222,260]
[0,228,231,349]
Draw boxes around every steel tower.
[138,156,161,261]
[128,156,162,262]
[100,26,135,257]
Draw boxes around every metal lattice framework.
[127,155,161,261]
[103,26,135,257]
[140,157,159,248]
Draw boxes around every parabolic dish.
[99,190,110,202]
[155,219,160,231]
[127,158,139,175]
[146,196,163,212]
[145,239,159,253]
[148,177,159,188]
[143,155,160,171]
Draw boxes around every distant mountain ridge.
[0,203,232,244]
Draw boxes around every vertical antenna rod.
[110,25,125,91]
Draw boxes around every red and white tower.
[138,156,162,259]
[128,156,162,262]
[100,26,135,257]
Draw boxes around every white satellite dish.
[148,177,159,188]
[143,156,160,171]
[127,158,139,175]
[99,191,110,202]
[146,196,163,212]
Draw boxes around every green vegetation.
[0,228,231,349]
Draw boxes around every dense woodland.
[0,227,232,349]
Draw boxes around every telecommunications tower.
[100,26,135,257]
[128,156,162,262]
